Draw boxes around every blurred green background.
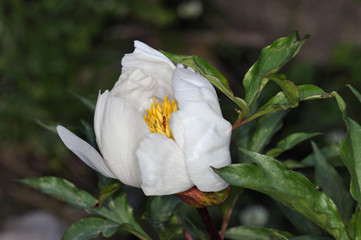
[1,0,361,238]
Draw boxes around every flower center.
[144,95,178,139]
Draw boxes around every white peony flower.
[57,41,232,196]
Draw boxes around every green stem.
[197,207,222,240]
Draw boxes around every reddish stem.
[177,216,193,240]
[220,195,239,238]
[197,208,222,240]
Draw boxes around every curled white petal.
[136,133,193,195]
[99,96,150,188]
[121,41,176,101]
[111,69,157,113]
[56,125,114,178]
[172,68,232,192]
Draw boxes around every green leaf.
[149,195,182,226]
[95,182,122,207]
[62,217,119,240]
[340,117,361,204]
[266,132,320,158]
[301,143,341,167]
[243,31,309,107]
[282,159,308,169]
[267,73,300,105]
[225,226,293,240]
[20,177,125,230]
[277,202,325,235]
[298,84,329,101]
[245,84,332,123]
[21,177,97,209]
[346,206,361,240]
[216,149,349,240]
[107,192,151,240]
[346,84,361,104]
[290,236,334,240]
[70,91,96,111]
[144,195,183,240]
[250,111,286,153]
[312,142,354,222]
[161,51,250,114]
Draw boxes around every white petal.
[172,68,232,192]
[169,111,184,150]
[136,133,193,195]
[56,125,115,178]
[121,41,176,101]
[99,96,150,188]
[94,90,110,150]
[110,69,157,114]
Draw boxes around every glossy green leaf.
[301,143,341,167]
[225,226,293,240]
[282,159,307,169]
[107,192,151,240]
[277,202,325,236]
[340,117,361,204]
[145,195,183,240]
[243,31,309,107]
[21,177,98,209]
[161,51,249,114]
[290,236,334,240]
[312,142,354,222]
[95,182,122,207]
[346,207,361,240]
[346,84,361,104]
[250,111,286,153]
[267,73,300,105]
[298,84,329,101]
[20,177,148,239]
[62,217,119,240]
[216,149,349,239]
[245,84,332,123]
[155,216,182,240]
[266,132,320,158]
[149,195,182,226]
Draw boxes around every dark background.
[1,0,361,238]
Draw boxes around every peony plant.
[22,32,361,240]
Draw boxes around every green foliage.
[267,132,320,158]
[95,182,122,207]
[21,177,151,240]
[20,177,98,209]
[216,149,349,239]
[313,142,354,222]
[62,218,119,240]
[20,32,361,240]
[346,207,361,240]
[225,226,294,240]
[243,31,309,107]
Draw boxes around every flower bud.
[177,186,230,208]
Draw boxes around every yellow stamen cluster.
[144,95,178,139]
